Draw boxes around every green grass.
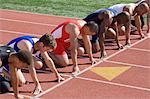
[0,0,134,18]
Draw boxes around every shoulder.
[17,40,33,51]
[66,23,79,30]
[65,23,80,37]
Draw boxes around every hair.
[98,10,110,20]
[85,21,99,34]
[113,11,130,24]
[15,50,33,65]
[39,34,56,48]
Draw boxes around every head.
[8,50,33,68]
[98,10,110,20]
[38,34,56,51]
[82,21,98,35]
[98,10,113,27]
[133,2,150,16]
[113,11,130,25]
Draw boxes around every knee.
[92,42,100,53]
[34,61,43,69]
[59,61,69,67]
[77,47,85,56]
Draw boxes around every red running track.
[0,9,150,99]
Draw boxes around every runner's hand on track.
[117,43,123,50]
[89,57,97,65]
[91,59,97,65]
[57,75,65,83]
[33,84,43,95]
[100,51,107,59]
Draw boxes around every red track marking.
[0,31,40,44]
[79,61,150,89]
[132,38,150,50]
[15,72,69,96]
[0,9,77,25]
[40,78,149,99]
[0,19,54,35]
[108,48,150,67]
[34,34,150,98]
[0,9,150,99]
[0,94,16,99]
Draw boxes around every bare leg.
[17,69,26,86]
[99,33,107,59]
[118,26,126,36]
[107,28,123,49]
[48,52,69,67]
[91,40,100,53]
[33,57,43,69]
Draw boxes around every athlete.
[108,1,150,37]
[49,20,98,74]
[0,46,40,98]
[84,7,131,58]
[7,34,65,98]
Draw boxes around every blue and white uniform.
[7,36,39,52]
[4,36,40,71]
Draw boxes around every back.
[0,46,15,66]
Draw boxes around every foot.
[33,85,43,95]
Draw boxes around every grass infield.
[0,0,134,18]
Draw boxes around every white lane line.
[0,29,41,37]
[129,47,150,53]
[75,37,148,77]
[77,76,150,92]
[34,34,149,98]
[105,60,150,69]
[35,34,149,98]
[0,17,57,27]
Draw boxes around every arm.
[98,21,108,58]
[17,41,42,91]
[9,55,19,98]
[113,22,121,48]
[82,34,95,64]
[28,59,42,94]
[66,24,79,68]
[124,18,131,45]
[65,23,80,72]
[134,15,145,38]
[40,51,63,82]
[147,12,150,33]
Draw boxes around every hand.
[57,75,65,83]
[100,51,107,59]
[118,43,124,50]
[16,95,25,99]
[140,33,145,39]
[15,94,25,99]
[90,58,97,65]
[147,27,150,33]
[33,84,43,95]
[72,66,80,76]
